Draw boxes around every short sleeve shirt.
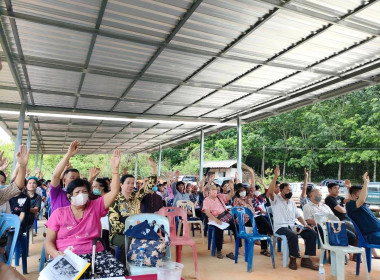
[45,196,108,255]
[9,193,31,233]
[49,183,70,214]
[270,193,300,233]
[303,201,334,221]
[202,194,228,217]
[325,195,348,221]
[346,200,380,235]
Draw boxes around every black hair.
[95,178,109,193]
[221,181,229,188]
[67,179,91,195]
[120,174,134,184]
[0,170,6,181]
[235,183,247,197]
[176,181,185,191]
[349,185,362,195]
[306,185,313,196]
[327,182,339,189]
[63,168,80,177]
[255,184,261,190]
[279,183,290,190]
[275,180,280,185]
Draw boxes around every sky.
[0,126,12,144]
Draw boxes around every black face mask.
[284,192,293,199]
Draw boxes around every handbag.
[216,196,232,223]
[326,221,348,246]
[125,220,170,267]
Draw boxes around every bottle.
[135,248,145,267]
[318,264,325,279]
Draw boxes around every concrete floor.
[17,220,380,280]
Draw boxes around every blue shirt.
[346,200,380,235]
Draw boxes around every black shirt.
[325,195,348,221]
[9,193,31,233]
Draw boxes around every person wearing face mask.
[303,189,356,246]
[45,150,126,279]
[234,182,273,257]
[202,182,235,259]
[346,172,380,245]
[91,178,109,199]
[267,166,318,271]
[108,157,157,266]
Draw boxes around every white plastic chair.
[314,213,369,280]
[176,200,204,243]
[266,206,289,267]
[124,213,171,276]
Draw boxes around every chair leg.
[330,251,337,277]
[356,252,361,275]
[192,245,199,279]
[282,238,289,268]
[14,241,20,266]
[365,248,372,273]
[277,238,282,252]
[235,237,239,264]
[39,244,46,272]
[34,218,38,234]
[200,223,204,244]
[268,238,275,269]
[247,240,254,273]
[21,237,27,274]
[319,248,325,266]
[361,249,370,280]
[336,252,345,280]
[175,245,183,263]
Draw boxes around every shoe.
[226,252,235,260]
[289,256,297,270]
[301,258,318,270]
[260,250,271,257]
[216,250,223,259]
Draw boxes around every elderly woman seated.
[45,150,126,278]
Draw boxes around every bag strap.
[330,222,342,233]
[216,195,228,211]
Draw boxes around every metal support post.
[199,129,204,181]
[26,118,33,151]
[34,142,40,172]
[134,154,138,188]
[158,145,162,177]
[237,116,242,182]
[12,102,26,173]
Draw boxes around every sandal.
[216,251,223,259]
[260,250,271,257]
[226,252,235,260]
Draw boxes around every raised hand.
[89,167,101,179]
[175,170,180,179]
[67,140,80,157]
[0,157,9,171]
[0,151,8,169]
[110,150,121,172]
[16,144,29,167]
[304,168,309,177]
[363,172,369,184]
[258,177,264,185]
[123,167,127,174]
[274,165,280,177]
[344,179,351,189]
[209,173,215,182]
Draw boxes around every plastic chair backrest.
[0,213,21,265]
[158,207,189,238]
[231,206,258,235]
[125,213,170,241]
[266,206,274,229]
[176,200,196,218]
[350,220,369,247]
[314,213,338,247]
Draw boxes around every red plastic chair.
[158,207,199,279]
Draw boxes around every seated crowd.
[0,140,379,279]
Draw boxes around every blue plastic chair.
[0,213,20,266]
[207,224,233,256]
[124,213,171,276]
[266,206,289,267]
[14,232,28,274]
[351,220,380,274]
[231,207,275,272]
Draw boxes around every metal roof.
[1,0,380,154]
[203,160,237,169]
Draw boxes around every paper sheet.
[208,220,230,230]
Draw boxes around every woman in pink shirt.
[45,150,125,278]
[202,184,235,259]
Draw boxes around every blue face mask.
[152,186,158,192]
[93,188,101,196]
[0,184,7,190]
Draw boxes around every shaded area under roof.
[1,0,380,154]
[203,160,237,169]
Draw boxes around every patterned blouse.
[233,195,256,223]
[108,176,157,241]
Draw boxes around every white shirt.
[270,193,300,233]
[303,201,334,221]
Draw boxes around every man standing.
[267,166,318,270]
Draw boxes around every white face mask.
[239,191,247,197]
[71,193,89,206]
[254,191,261,197]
